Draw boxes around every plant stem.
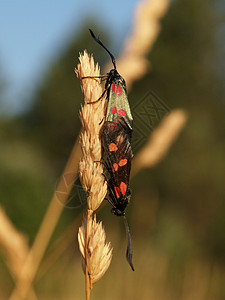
[85,210,92,300]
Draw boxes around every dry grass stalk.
[9,139,81,300]
[131,109,188,177]
[76,51,112,299]
[36,219,80,281]
[116,0,170,89]
[76,51,107,212]
[78,213,112,287]
[0,206,38,300]
[0,206,28,279]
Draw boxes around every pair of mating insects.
[82,29,134,271]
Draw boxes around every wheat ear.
[75,51,112,300]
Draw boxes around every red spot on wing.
[120,182,127,196]
[116,85,122,96]
[114,186,120,198]
[113,163,119,171]
[111,107,117,114]
[111,83,116,92]
[113,120,117,123]
[119,159,127,167]
[109,143,118,152]
[118,109,126,117]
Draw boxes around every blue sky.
[0,0,139,115]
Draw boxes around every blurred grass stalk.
[8,138,82,300]
[0,206,29,280]
[7,0,171,299]
[76,52,112,299]
[132,109,188,176]
[0,207,38,300]
[111,0,170,91]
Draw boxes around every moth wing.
[105,88,118,123]
[105,82,133,132]
[116,83,133,131]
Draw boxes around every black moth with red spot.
[89,29,134,271]
[101,120,132,216]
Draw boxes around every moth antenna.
[123,216,135,271]
[89,28,117,70]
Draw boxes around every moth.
[101,120,134,271]
[88,29,133,133]
[84,29,134,271]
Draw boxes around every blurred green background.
[0,0,225,299]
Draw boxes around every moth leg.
[101,171,108,183]
[87,88,107,104]
[105,197,117,208]
[93,159,106,168]
[81,75,108,92]
[81,75,107,80]
[99,117,105,125]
